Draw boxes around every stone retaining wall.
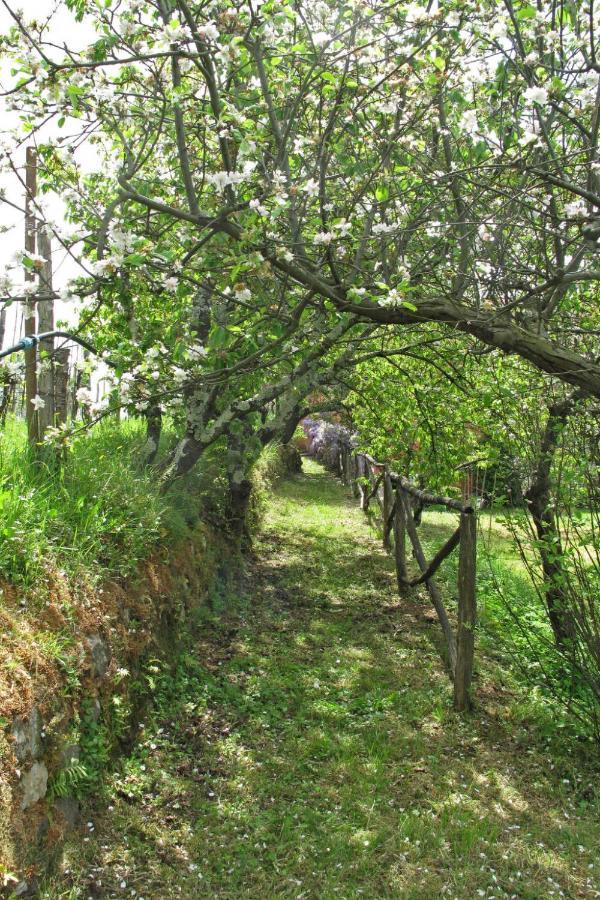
[0,523,233,897]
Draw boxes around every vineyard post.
[358,455,368,510]
[37,224,55,437]
[351,452,360,499]
[382,468,393,550]
[454,508,477,711]
[393,482,409,591]
[24,147,38,446]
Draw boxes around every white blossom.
[197,21,219,42]
[312,31,331,47]
[405,3,431,25]
[301,178,320,198]
[564,199,587,219]
[524,85,549,106]
[313,231,334,246]
[372,221,396,235]
[459,109,479,135]
[76,387,93,406]
[233,285,252,302]
[335,219,352,237]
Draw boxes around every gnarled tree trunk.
[525,395,580,650]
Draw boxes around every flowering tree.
[1,0,599,485]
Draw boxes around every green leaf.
[516,5,536,19]
[208,325,230,349]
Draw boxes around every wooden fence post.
[344,445,352,485]
[382,469,393,550]
[351,452,360,499]
[400,490,458,675]
[37,224,55,438]
[359,455,368,510]
[393,483,409,591]
[24,146,38,446]
[454,509,477,711]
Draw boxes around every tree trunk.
[227,474,253,549]
[225,427,254,549]
[525,396,579,650]
[54,348,70,424]
[143,405,162,465]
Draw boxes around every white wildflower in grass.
[524,85,549,106]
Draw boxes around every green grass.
[38,459,600,899]
[0,417,173,588]
[415,507,600,740]
[0,416,254,594]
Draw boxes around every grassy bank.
[0,418,210,592]
[37,459,600,899]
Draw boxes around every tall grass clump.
[0,417,174,588]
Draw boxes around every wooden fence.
[333,442,477,712]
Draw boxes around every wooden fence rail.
[334,443,477,711]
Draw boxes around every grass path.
[43,460,599,899]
